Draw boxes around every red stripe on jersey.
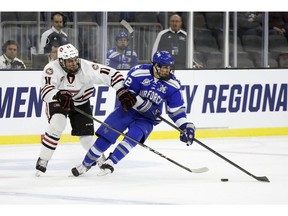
[100,68,110,75]
[41,85,55,95]
[82,90,93,99]
[112,74,124,83]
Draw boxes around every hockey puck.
[221,178,229,182]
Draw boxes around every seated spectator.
[48,41,60,62]
[39,12,68,54]
[269,12,288,39]
[106,32,138,69]
[44,32,68,55]
[238,12,262,37]
[32,41,60,69]
[0,40,26,69]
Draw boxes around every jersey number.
[124,77,132,87]
[44,76,52,85]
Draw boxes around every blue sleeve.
[166,78,188,125]
[125,69,141,94]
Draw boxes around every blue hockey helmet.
[115,32,129,41]
[152,51,175,67]
[152,51,175,81]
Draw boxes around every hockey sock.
[109,126,144,164]
[39,114,66,160]
[39,132,60,160]
[108,140,133,164]
[83,136,112,167]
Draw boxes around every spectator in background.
[39,12,68,54]
[269,12,288,39]
[106,32,138,69]
[0,40,26,69]
[31,41,61,70]
[119,12,135,22]
[152,14,201,69]
[237,12,262,37]
[48,41,60,62]
[152,14,186,69]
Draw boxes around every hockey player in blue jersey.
[71,50,195,176]
[106,32,138,69]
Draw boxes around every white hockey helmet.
[58,43,80,75]
[58,43,78,60]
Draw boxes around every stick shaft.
[158,116,270,182]
[74,107,195,173]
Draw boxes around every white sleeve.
[84,61,125,92]
[0,56,7,69]
[40,65,59,103]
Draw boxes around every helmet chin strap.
[67,63,80,75]
[60,59,80,76]
[153,65,170,81]
[153,65,161,79]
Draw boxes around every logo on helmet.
[152,51,175,81]
[58,43,80,75]
[115,32,129,41]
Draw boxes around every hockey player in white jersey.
[71,50,196,177]
[35,43,136,177]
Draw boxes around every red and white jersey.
[40,58,124,106]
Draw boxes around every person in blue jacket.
[106,32,138,69]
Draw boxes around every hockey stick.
[158,116,270,183]
[120,20,134,34]
[74,107,208,173]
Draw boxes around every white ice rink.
[1,136,288,215]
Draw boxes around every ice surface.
[1,136,288,215]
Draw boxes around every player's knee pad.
[79,135,95,151]
[46,114,67,138]
[94,136,113,152]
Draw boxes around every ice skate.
[35,157,48,177]
[96,153,106,168]
[71,164,89,177]
[89,154,106,168]
[98,159,114,176]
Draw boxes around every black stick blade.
[255,176,270,182]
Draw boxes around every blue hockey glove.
[179,123,196,146]
[137,99,161,122]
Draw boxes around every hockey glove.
[116,87,137,112]
[52,90,74,111]
[179,123,196,146]
[137,99,161,122]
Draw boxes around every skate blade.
[97,169,112,176]
[68,172,77,177]
[35,170,44,177]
